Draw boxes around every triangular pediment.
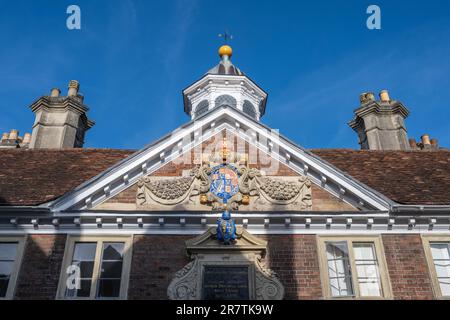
[49,106,393,213]
[185,227,267,255]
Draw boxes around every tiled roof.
[0,148,449,206]
[0,149,134,206]
[313,149,450,205]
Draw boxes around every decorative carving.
[136,142,312,211]
[254,257,285,300]
[167,227,284,300]
[167,260,199,300]
[257,175,312,207]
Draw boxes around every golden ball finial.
[218,45,233,58]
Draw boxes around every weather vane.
[218,30,233,44]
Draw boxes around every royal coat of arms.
[209,164,239,203]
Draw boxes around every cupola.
[183,44,268,121]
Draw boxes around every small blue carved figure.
[216,210,236,245]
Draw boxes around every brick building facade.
[1,45,450,300]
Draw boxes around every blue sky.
[1,0,449,149]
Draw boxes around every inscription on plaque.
[202,266,250,300]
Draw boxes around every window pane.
[431,243,450,260]
[97,279,121,298]
[66,279,92,298]
[102,243,124,261]
[326,242,354,297]
[65,242,97,298]
[0,243,18,261]
[353,243,382,297]
[0,262,14,278]
[73,260,95,278]
[359,280,382,297]
[101,261,123,278]
[439,279,450,296]
[96,243,124,298]
[355,264,378,278]
[0,242,18,298]
[430,243,450,296]
[0,279,9,297]
[434,261,450,278]
[73,243,96,261]
[195,100,209,117]
[354,244,374,260]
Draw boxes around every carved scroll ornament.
[136,164,312,211]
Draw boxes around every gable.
[96,132,355,212]
[48,106,392,212]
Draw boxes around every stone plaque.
[202,266,250,300]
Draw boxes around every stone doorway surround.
[167,226,285,300]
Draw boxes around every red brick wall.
[262,235,323,299]
[127,235,191,299]
[15,235,67,300]
[382,234,434,299]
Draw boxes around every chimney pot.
[8,129,18,140]
[22,133,31,144]
[68,80,80,97]
[430,138,438,147]
[359,92,375,104]
[408,138,417,149]
[421,134,431,145]
[50,88,61,97]
[379,90,390,102]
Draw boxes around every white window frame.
[422,235,450,299]
[0,236,26,300]
[57,236,133,300]
[317,236,392,299]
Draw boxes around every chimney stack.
[8,129,18,140]
[1,132,9,141]
[29,80,95,149]
[349,89,410,150]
